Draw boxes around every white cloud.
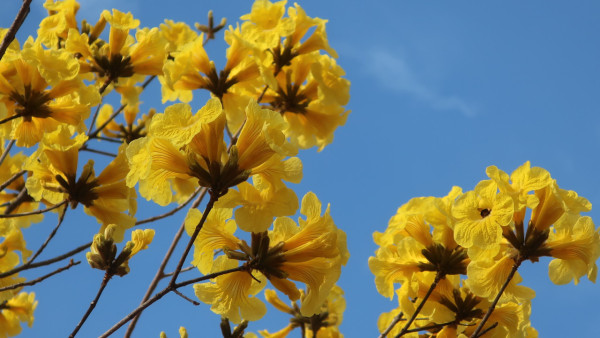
[365,48,476,117]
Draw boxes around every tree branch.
[0,139,15,167]
[0,200,67,218]
[395,272,444,337]
[124,188,207,337]
[69,272,113,338]
[0,259,79,292]
[0,0,33,61]
[470,260,522,338]
[135,187,203,226]
[0,170,25,194]
[0,241,90,279]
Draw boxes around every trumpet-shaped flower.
[194,256,267,324]
[184,208,241,274]
[452,180,513,248]
[0,44,100,147]
[216,176,299,233]
[24,128,136,241]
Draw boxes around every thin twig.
[0,139,15,166]
[28,204,68,264]
[379,312,404,338]
[135,187,202,226]
[88,75,156,140]
[395,272,444,338]
[167,192,218,287]
[124,188,207,337]
[100,264,246,338]
[80,147,117,157]
[403,320,456,334]
[95,136,123,144]
[0,241,90,279]
[0,200,67,218]
[69,272,113,338]
[86,77,114,136]
[0,0,32,61]
[2,187,27,215]
[162,266,195,278]
[474,322,498,338]
[173,289,200,305]
[0,114,22,126]
[0,170,25,194]
[0,259,79,292]
[172,265,246,289]
[100,265,245,338]
[470,260,522,338]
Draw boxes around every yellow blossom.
[194,256,267,324]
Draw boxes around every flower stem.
[395,272,443,337]
[69,272,113,338]
[470,259,522,338]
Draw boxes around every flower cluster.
[0,0,350,336]
[371,162,599,337]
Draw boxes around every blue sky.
[2,0,600,337]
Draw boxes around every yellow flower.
[0,45,100,147]
[265,192,348,316]
[216,176,299,233]
[240,0,294,49]
[160,20,198,53]
[452,180,513,248]
[194,256,267,324]
[25,129,136,242]
[261,285,345,338]
[368,238,428,299]
[126,99,298,204]
[162,30,260,131]
[262,54,350,151]
[65,10,167,83]
[546,216,600,285]
[0,292,37,337]
[184,208,241,274]
[86,224,154,276]
[486,161,551,213]
[0,229,31,272]
[466,255,535,302]
[0,145,43,232]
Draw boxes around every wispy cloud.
[365,48,476,117]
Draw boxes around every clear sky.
[2,0,600,337]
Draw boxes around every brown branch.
[0,259,79,292]
[167,192,218,287]
[2,187,27,215]
[0,139,16,166]
[28,204,68,264]
[475,322,498,337]
[69,272,113,338]
[0,0,32,61]
[0,200,67,218]
[124,188,207,337]
[79,147,117,158]
[0,241,90,279]
[470,260,522,338]
[379,312,404,338]
[173,289,200,306]
[403,320,456,334]
[99,264,247,338]
[395,272,444,337]
[0,170,25,194]
[162,266,195,278]
[135,187,203,226]
[88,75,156,140]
